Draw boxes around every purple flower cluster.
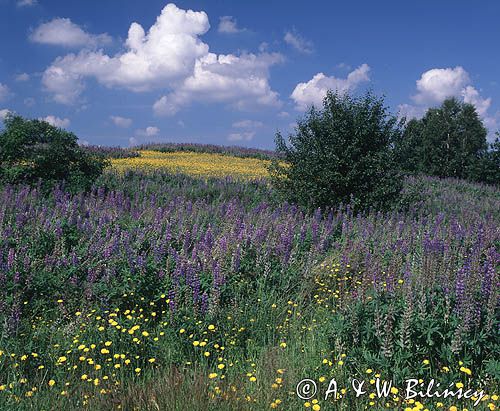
[0,173,498,335]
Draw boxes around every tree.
[467,135,500,185]
[269,91,404,212]
[396,98,490,181]
[0,115,108,191]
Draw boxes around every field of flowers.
[0,150,498,410]
[110,150,271,179]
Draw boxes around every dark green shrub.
[269,91,404,212]
[0,114,108,191]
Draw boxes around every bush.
[0,115,108,191]
[269,91,404,212]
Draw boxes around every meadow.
[0,148,498,411]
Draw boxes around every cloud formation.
[0,109,11,120]
[412,67,470,104]
[17,0,37,7]
[227,131,255,141]
[15,73,30,82]
[41,4,282,114]
[110,115,132,128]
[136,126,159,137]
[153,51,283,116]
[284,30,313,54]
[232,120,263,128]
[31,18,112,48]
[218,16,244,33]
[291,64,371,110]
[40,115,70,128]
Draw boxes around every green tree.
[269,91,404,212]
[0,115,108,191]
[467,135,500,185]
[396,98,490,180]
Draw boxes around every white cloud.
[137,126,159,136]
[15,73,30,82]
[42,64,86,104]
[129,137,138,146]
[42,4,283,113]
[218,16,244,33]
[110,115,132,128]
[31,18,112,48]
[461,85,491,117]
[397,103,426,121]
[40,115,71,128]
[278,111,290,118]
[0,83,11,102]
[17,0,37,7]
[228,131,255,141]
[291,64,371,111]
[0,109,11,120]
[412,67,469,104]
[284,30,313,54]
[42,4,210,103]
[153,51,283,116]
[232,119,263,128]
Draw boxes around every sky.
[0,0,499,148]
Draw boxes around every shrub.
[269,91,404,212]
[0,115,108,191]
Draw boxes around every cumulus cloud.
[40,115,71,128]
[218,16,245,33]
[461,85,491,117]
[136,126,159,137]
[153,51,283,116]
[15,73,30,82]
[232,119,263,128]
[412,66,470,104]
[402,66,497,139]
[42,4,282,113]
[17,0,37,7]
[284,30,313,54]
[31,18,112,48]
[291,64,370,111]
[227,131,255,141]
[110,115,132,128]
[0,83,11,102]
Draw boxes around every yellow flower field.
[111,150,271,179]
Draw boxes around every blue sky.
[1,0,499,148]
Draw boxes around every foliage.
[138,142,279,160]
[0,168,498,409]
[269,91,404,212]
[0,115,108,192]
[395,98,498,185]
[0,143,499,410]
[82,145,140,159]
[466,135,500,185]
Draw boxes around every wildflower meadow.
[0,148,498,410]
